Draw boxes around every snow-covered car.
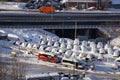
[115,57,120,62]
[113,50,120,57]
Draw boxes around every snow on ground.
[0,28,59,42]
[0,2,26,10]
[110,37,120,46]
[84,74,116,80]
[1,28,120,80]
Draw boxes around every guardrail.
[0,25,119,29]
[0,12,120,29]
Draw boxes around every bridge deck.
[0,11,120,28]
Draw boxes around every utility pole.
[51,1,54,19]
[97,0,102,10]
[104,0,109,10]
[74,22,77,39]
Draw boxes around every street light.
[97,0,102,10]
[74,22,77,39]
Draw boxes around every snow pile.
[0,2,26,10]
[0,29,6,34]
[98,27,112,38]
[7,33,19,41]
[98,27,120,38]
[26,72,59,79]
[0,28,58,42]
[110,37,120,46]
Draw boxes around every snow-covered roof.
[60,42,66,48]
[71,52,79,57]
[20,42,28,47]
[74,38,80,45]
[81,45,88,52]
[45,47,53,52]
[65,50,73,55]
[87,54,94,59]
[0,30,6,34]
[81,41,88,47]
[39,45,46,50]
[59,38,66,43]
[0,32,7,36]
[59,48,66,53]
[62,56,78,62]
[46,36,52,41]
[7,33,19,41]
[113,50,120,57]
[51,48,59,53]
[99,48,106,54]
[47,40,53,46]
[40,40,47,45]
[53,42,59,47]
[67,44,73,49]
[73,45,80,51]
[107,47,113,55]
[97,42,103,49]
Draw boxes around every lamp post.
[51,1,54,19]
[74,22,77,39]
[97,0,102,10]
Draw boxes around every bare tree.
[0,54,27,80]
[10,59,27,80]
[0,53,2,80]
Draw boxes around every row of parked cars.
[12,35,120,70]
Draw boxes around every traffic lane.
[26,63,120,79]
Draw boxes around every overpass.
[0,11,120,29]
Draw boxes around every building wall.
[67,2,96,9]
[88,3,96,7]
[66,0,111,10]
[68,2,78,7]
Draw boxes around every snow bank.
[8,33,19,40]
[0,30,6,34]
[110,37,120,46]
[0,2,26,10]
[26,72,59,79]
[0,28,58,42]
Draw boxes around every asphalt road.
[11,46,120,79]
[25,63,120,79]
